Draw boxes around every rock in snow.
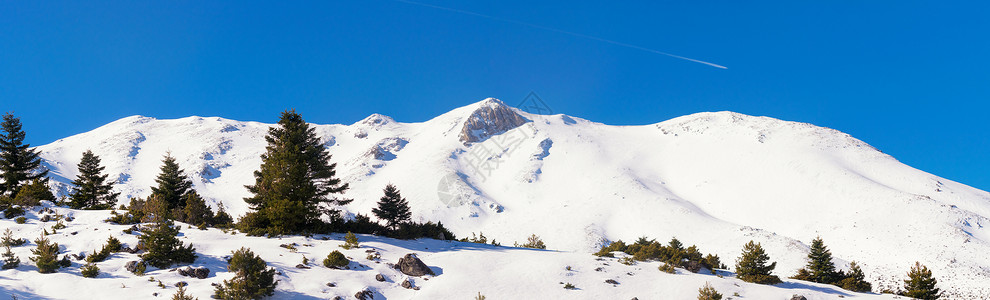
[395,253,434,277]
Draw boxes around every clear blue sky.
[2,1,988,190]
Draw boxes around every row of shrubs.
[595,236,726,274]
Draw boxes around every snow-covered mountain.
[35,98,990,298]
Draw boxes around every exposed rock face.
[458,98,528,144]
[354,289,373,300]
[124,260,145,273]
[394,253,434,276]
[177,266,210,279]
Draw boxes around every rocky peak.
[458,98,528,144]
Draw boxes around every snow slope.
[33,98,990,298]
[0,204,895,299]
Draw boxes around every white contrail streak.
[392,0,727,69]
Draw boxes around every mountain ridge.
[34,98,990,298]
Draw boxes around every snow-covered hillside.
[33,98,990,298]
[0,204,896,299]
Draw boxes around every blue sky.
[2,1,988,190]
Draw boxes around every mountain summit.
[34,99,990,297]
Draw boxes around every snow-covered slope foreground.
[1,206,895,299]
[35,98,990,298]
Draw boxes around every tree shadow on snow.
[773,281,852,297]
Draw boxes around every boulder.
[401,279,413,289]
[375,274,386,282]
[295,264,311,269]
[790,295,807,300]
[124,261,145,273]
[355,289,373,300]
[178,266,210,279]
[395,253,434,276]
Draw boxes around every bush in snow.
[138,220,197,269]
[516,234,547,249]
[214,247,277,300]
[13,179,54,207]
[87,236,123,263]
[81,263,99,278]
[697,282,722,300]
[341,232,359,249]
[29,233,60,273]
[323,250,348,269]
[837,261,872,293]
[1,244,19,270]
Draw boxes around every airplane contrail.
[392,0,728,69]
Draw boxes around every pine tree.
[30,233,60,273]
[214,247,277,300]
[69,150,119,209]
[735,240,781,284]
[697,282,723,300]
[150,153,193,211]
[0,112,48,198]
[240,110,349,236]
[211,202,234,228]
[341,231,359,249]
[805,236,838,284]
[1,244,19,270]
[903,262,940,299]
[838,261,872,293]
[180,191,213,226]
[372,184,411,231]
[172,284,198,300]
[138,220,197,269]
[12,178,54,206]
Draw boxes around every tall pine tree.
[903,262,940,299]
[805,236,838,284]
[240,110,349,236]
[0,112,48,198]
[69,150,119,209]
[150,153,193,211]
[372,184,411,231]
[735,240,781,284]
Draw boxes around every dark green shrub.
[563,283,576,290]
[87,236,123,263]
[81,263,99,278]
[340,232,359,249]
[323,250,348,269]
[1,245,19,270]
[4,206,25,219]
[659,262,676,274]
[214,247,277,300]
[386,221,455,240]
[30,234,60,273]
[516,234,547,249]
[697,282,722,300]
[139,220,197,269]
[837,261,872,293]
[14,179,55,206]
[15,216,26,224]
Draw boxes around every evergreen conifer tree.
[0,113,48,198]
[240,110,349,236]
[1,244,19,270]
[838,261,872,293]
[69,150,119,209]
[150,153,193,211]
[138,220,197,269]
[180,191,213,226]
[805,236,838,284]
[30,233,59,273]
[903,262,940,299]
[735,240,781,284]
[214,247,277,300]
[372,184,411,231]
